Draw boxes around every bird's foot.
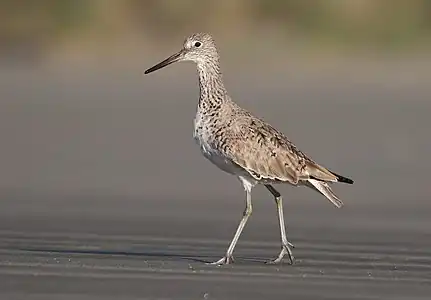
[265,242,295,265]
[207,255,234,266]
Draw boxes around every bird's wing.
[221,115,338,184]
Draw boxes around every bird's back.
[195,100,340,185]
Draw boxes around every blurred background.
[1,2,431,298]
[0,0,430,231]
[1,0,431,65]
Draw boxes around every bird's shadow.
[16,247,267,265]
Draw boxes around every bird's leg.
[264,184,295,265]
[208,188,252,265]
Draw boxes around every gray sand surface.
[0,60,430,299]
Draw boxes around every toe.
[207,256,234,265]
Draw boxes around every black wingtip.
[331,171,354,184]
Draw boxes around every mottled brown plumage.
[144,33,353,266]
[212,102,339,184]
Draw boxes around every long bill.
[144,50,184,74]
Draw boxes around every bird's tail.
[329,170,354,184]
[306,179,344,208]
[306,161,354,185]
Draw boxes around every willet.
[144,33,354,265]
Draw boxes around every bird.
[144,33,354,266]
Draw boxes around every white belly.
[193,126,240,175]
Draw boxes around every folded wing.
[221,115,338,185]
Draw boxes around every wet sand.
[0,61,430,299]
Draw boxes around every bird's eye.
[194,41,202,47]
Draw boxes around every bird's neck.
[196,61,229,112]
